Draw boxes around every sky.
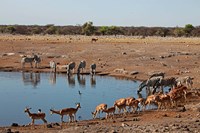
[0,0,200,27]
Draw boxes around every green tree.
[107,26,123,35]
[184,24,194,36]
[99,26,109,35]
[173,28,185,37]
[45,25,57,34]
[5,26,16,34]
[82,21,95,35]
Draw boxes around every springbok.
[77,60,86,74]
[90,63,96,75]
[50,108,74,123]
[114,98,127,115]
[24,107,47,126]
[66,62,76,75]
[92,103,107,119]
[102,106,115,119]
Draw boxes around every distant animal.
[102,106,115,119]
[78,90,82,95]
[92,103,107,119]
[91,38,98,43]
[77,60,86,74]
[21,54,41,68]
[66,62,76,75]
[90,63,96,75]
[176,76,193,89]
[49,60,57,72]
[50,103,81,123]
[114,98,127,114]
[137,76,163,93]
[34,54,41,68]
[24,107,47,126]
[158,77,177,89]
[149,72,165,79]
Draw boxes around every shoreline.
[0,35,200,132]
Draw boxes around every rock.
[47,124,53,128]
[130,71,139,75]
[122,123,129,127]
[11,123,19,127]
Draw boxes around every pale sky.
[0,0,200,27]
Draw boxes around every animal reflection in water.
[49,72,56,85]
[22,72,40,87]
[77,74,86,87]
[67,75,75,87]
[90,76,96,88]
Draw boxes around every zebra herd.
[137,72,194,95]
[21,54,96,76]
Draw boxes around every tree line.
[0,22,200,37]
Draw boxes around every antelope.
[137,98,145,111]
[50,108,74,123]
[67,103,81,122]
[92,103,107,119]
[91,38,98,43]
[126,99,140,113]
[77,60,86,74]
[125,97,135,112]
[114,98,127,115]
[24,107,47,126]
[144,95,157,110]
[102,106,115,119]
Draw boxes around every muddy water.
[0,72,143,126]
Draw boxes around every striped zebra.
[77,60,86,74]
[21,54,41,68]
[90,63,96,75]
[34,55,41,68]
[66,62,76,75]
[49,60,57,72]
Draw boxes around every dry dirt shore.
[0,35,200,133]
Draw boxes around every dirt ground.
[0,35,200,133]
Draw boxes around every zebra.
[176,76,193,89]
[21,54,41,68]
[149,72,165,79]
[77,60,86,75]
[137,76,163,94]
[34,54,41,68]
[49,60,57,72]
[90,63,96,76]
[66,62,76,75]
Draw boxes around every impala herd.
[21,55,199,127]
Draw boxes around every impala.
[50,103,81,123]
[92,103,107,119]
[24,107,47,126]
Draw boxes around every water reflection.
[67,75,75,87]
[90,76,96,88]
[22,72,40,87]
[77,74,86,87]
[49,72,56,85]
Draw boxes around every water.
[0,72,143,126]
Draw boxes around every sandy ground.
[0,35,200,133]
